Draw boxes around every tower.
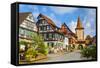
[75,16,84,41]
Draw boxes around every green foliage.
[25,47,38,61]
[19,33,49,61]
[85,35,92,45]
[80,45,96,59]
[38,44,48,55]
[31,33,49,55]
[25,47,37,58]
[19,40,27,45]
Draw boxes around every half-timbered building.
[37,14,65,49]
[60,23,77,48]
[19,12,37,52]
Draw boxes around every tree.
[24,33,49,61]
[80,45,96,59]
[31,33,48,55]
[85,35,92,45]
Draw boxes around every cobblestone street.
[34,50,89,63]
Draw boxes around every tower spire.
[76,16,84,29]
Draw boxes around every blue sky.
[19,4,96,38]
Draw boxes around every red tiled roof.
[60,23,68,35]
[60,23,77,38]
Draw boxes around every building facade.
[19,12,86,55]
[60,23,77,48]
[36,14,65,50]
[19,12,37,52]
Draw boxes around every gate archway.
[78,44,83,49]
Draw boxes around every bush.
[80,45,96,59]
[25,47,38,61]
[21,33,49,61]
[37,44,48,55]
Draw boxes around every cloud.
[42,7,47,12]
[68,20,77,33]
[46,13,62,27]
[82,9,96,38]
[50,7,78,14]
[86,21,91,28]
[83,16,96,37]
[44,13,61,27]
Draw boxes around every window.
[26,21,30,27]
[59,35,61,39]
[19,28,25,36]
[25,30,28,37]
[51,43,54,47]
[44,26,46,31]
[42,20,45,24]
[46,33,49,38]
[39,20,44,24]
[44,34,46,39]
[55,33,58,38]
[47,25,51,30]
[39,26,43,31]
[39,26,47,31]
[52,34,55,38]
[49,33,52,38]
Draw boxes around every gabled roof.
[62,23,73,33]
[19,12,31,25]
[37,14,78,37]
[37,14,64,35]
[60,23,77,38]
[60,23,68,35]
[37,14,56,27]
[76,16,84,29]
